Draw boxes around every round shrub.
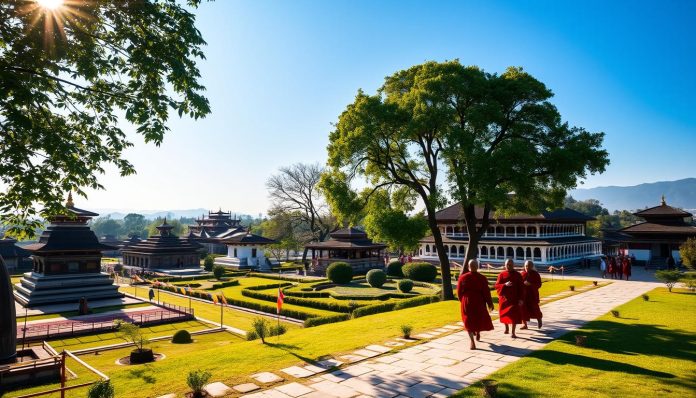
[386,260,404,277]
[326,262,353,284]
[398,279,414,293]
[366,269,387,288]
[402,262,437,282]
[172,330,192,344]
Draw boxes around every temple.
[120,219,202,271]
[14,194,123,307]
[214,228,276,270]
[418,203,602,267]
[603,197,696,265]
[305,228,388,275]
[0,237,30,271]
[188,210,244,254]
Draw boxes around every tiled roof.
[420,235,600,246]
[435,203,595,223]
[619,222,696,234]
[220,231,276,245]
[0,238,31,259]
[633,203,692,218]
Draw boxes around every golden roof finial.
[661,194,666,206]
[66,191,74,207]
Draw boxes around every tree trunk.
[463,203,490,274]
[426,207,454,300]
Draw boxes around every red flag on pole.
[277,288,285,314]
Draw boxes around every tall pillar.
[1,257,17,363]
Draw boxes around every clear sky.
[84,0,696,215]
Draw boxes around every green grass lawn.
[20,302,152,322]
[453,287,696,398]
[119,286,302,331]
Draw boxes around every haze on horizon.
[81,0,696,215]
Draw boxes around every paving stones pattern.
[247,281,656,398]
[204,382,232,397]
[252,372,284,384]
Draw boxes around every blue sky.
[85,0,696,214]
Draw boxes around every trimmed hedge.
[303,313,351,327]
[244,282,294,291]
[387,260,404,277]
[210,280,240,289]
[242,288,358,313]
[247,272,326,283]
[352,295,439,318]
[366,269,387,288]
[402,262,438,282]
[282,289,330,298]
[171,330,192,344]
[327,262,353,284]
[398,279,414,293]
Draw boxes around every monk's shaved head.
[524,260,535,271]
[505,258,515,271]
[468,259,479,272]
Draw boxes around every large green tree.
[325,61,609,300]
[0,0,210,237]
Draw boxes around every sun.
[36,0,64,10]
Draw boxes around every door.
[660,244,670,258]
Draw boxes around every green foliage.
[241,288,357,313]
[87,380,115,398]
[327,262,354,284]
[247,272,325,283]
[402,262,438,282]
[115,321,148,351]
[679,238,696,270]
[398,279,414,293]
[171,330,192,344]
[655,270,683,292]
[147,217,186,237]
[366,269,387,288]
[123,214,149,239]
[0,2,210,237]
[400,324,413,339]
[187,369,212,397]
[352,295,438,318]
[303,313,352,327]
[210,280,240,289]
[212,265,226,280]
[203,255,216,272]
[91,217,122,239]
[269,324,287,336]
[387,260,404,277]
[246,330,258,341]
[252,317,270,344]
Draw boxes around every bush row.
[282,289,330,298]
[242,288,358,313]
[351,295,439,318]
[303,313,351,327]
[210,280,240,289]
[244,282,295,291]
[247,272,325,283]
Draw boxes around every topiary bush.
[171,330,192,344]
[398,279,414,293]
[386,260,404,277]
[203,254,216,271]
[213,264,226,280]
[88,380,114,398]
[366,269,387,288]
[402,262,437,282]
[326,262,353,284]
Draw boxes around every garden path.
[240,280,659,398]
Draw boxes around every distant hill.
[570,178,696,212]
[92,208,247,220]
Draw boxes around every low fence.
[17,303,194,343]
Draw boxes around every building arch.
[516,247,524,259]
[506,247,514,258]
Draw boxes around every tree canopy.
[325,60,609,299]
[0,0,210,237]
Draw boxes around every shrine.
[120,219,202,270]
[214,228,276,270]
[305,228,388,275]
[188,209,244,254]
[13,194,123,307]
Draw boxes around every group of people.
[456,258,542,350]
[599,254,633,280]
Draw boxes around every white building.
[419,203,602,267]
[214,229,276,271]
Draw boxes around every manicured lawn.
[20,302,152,322]
[119,286,302,331]
[453,287,696,398]
[5,279,594,397]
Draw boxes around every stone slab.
[340,354,367,363]
[280,366,315,378]
[156,395,177,398]
[234,383,260,393]
[365,344,391,354]
[353,349,381,358]
[204,382,232,397]
[275,382,316,397]
[317,358,344,368]
[251,371,284,384]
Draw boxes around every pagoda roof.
[121,229,202,254]
[305,227,387,250]
[619,222,696,235]
[24,225,117,253]
[220,230,276,245]
[435,203,595,224]
[330,227,368,239]
[0,238,31,259]
[633,199,692,218]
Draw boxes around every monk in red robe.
[622,256,632,280]
[521,260,543,329]
[608,256,616,279]
[457,259,494,350]
[495,259,524,338]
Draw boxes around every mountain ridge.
[570,178,696,212]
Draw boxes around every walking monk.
[457,259,494,350]
[622,256,632,281]
[521,260,543,330]
[495,259,524,338]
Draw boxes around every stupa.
[13,194,123,307]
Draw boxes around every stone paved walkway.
[243,281,658,398]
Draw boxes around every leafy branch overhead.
[0,1,211,237]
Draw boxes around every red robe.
[495,270,523,324]
[457,272,494,332]
[622,258,631,277]
[521,270,543,320]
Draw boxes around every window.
[252,248,257,258]
[516,247,524,259]
[497,247,505,258]
[534,248,542,259]
[233,248,237,257]
[425,245,430,253]
[506,247,514,258]
[481,246,488,256]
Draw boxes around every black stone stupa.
[13,194,124,307]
